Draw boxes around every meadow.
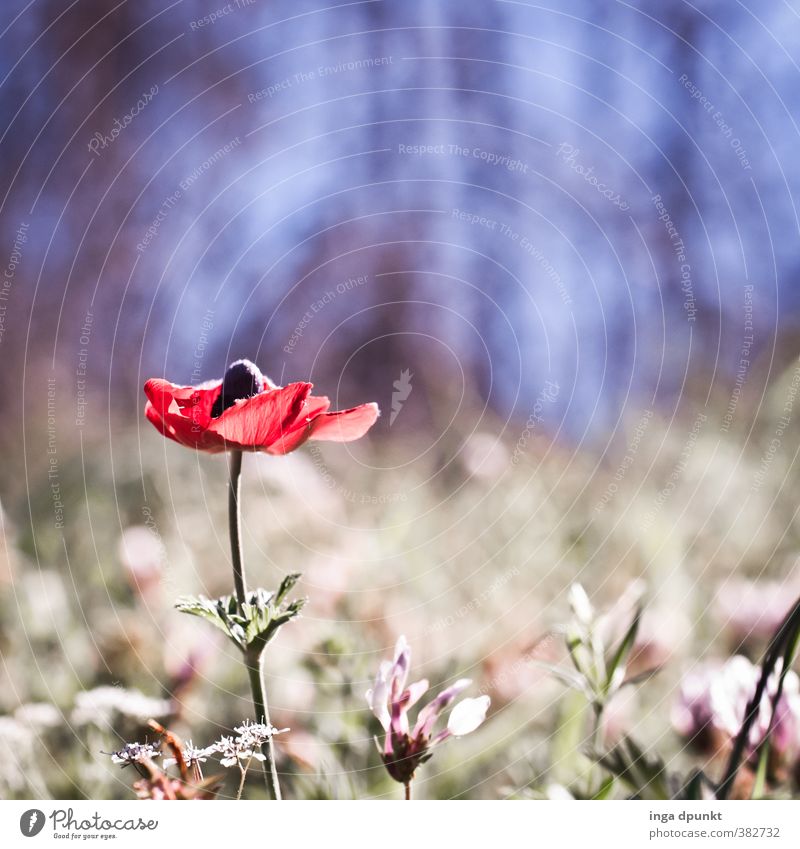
[2,361,800,801]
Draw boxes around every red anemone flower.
[144,359,379,454]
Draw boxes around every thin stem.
[227,450,282,801]
[717,595,800,799]
[236,760,250,801]
[587,702,604,798]
[245,647,282,800]
[404,781,412,801]
[228,451,246,605]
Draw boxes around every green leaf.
[591,736,670,800]
[531,660,591,697]
[174,574,307,653]
[605,606,641,696]
[276,572,301,605]
[619,666,661,689]
[751,742,770,800]
[174,595,235,637]
[592,775,615,800]
[565,628,593,683]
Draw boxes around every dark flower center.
[211,359,265,417]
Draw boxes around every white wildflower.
[212,720,288,769]
[163,740,215,769]
[110,741,160,766]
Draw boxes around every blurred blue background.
[2,0,799,456]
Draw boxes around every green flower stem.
[245,646,282,800]
[228,450,282,801]
[587,702,604,798]
[228,451,247,605]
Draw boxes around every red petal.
[263,422,316,455]
[143,378,179,418]
[304,394,331,418]
[145,400,182,443]
[264,394,331,453]
[144,378,221,430]
[144,379,227,452]
[308,402,380,442]
[207,382,312,449]
[266,402,380,455]
[172,380,222,424]
[171,415,227,452]
[144,377,377,455]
